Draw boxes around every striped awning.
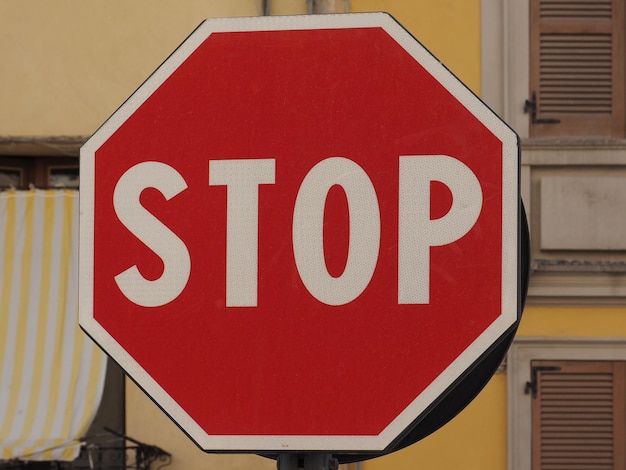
[0,190,107,461]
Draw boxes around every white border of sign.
[80,12,519,452]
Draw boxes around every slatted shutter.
[531,360,626,470]
[528,0,626,137]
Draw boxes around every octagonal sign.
[80,13,521,453]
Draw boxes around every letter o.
[292,157,381,306]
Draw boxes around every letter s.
[113,161,190,307]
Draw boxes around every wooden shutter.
[529,0,626,137]
[531,360,626,470]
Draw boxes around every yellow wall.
[362,374,507,470]
[518,305,626,337]
[350,0,481,94]
[271,0,308,15]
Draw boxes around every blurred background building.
[1,0,626,469]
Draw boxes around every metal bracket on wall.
[524,365,562,398]
[524,91,561,124]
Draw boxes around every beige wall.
[0,0,263,136]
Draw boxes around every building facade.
[1,1,625,469]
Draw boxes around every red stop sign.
[80,13,520,453]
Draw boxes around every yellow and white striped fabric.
[0,190,107,461]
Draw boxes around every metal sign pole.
[277,454,338,470]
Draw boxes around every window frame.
[507,337,626,470]
[0,156,79,189]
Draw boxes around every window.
[0,157,79,189]
[528,0,626,138]
[0,157,31,188]
[531,360,626,470]
[49,166,79,188]
[508,338,626,470]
